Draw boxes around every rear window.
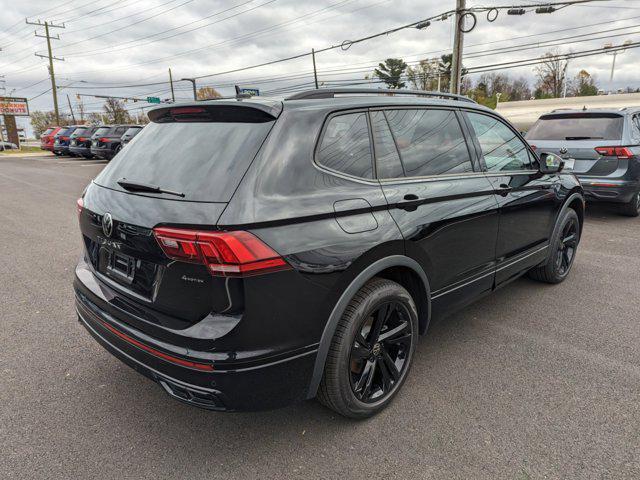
[72,127,91,136]
[123,127,142,136]
[526,113,624,140]
[56,128,72,137]
[94,120,273,202]
[93,127,111,137]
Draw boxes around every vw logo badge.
[102,213,114,238]
[559,147,568,155]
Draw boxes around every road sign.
[146,97,161,104]
[0,97,29,116]
[239,88,259,96]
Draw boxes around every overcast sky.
[1,0,640,125]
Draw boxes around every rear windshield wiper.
[565,136,603,140]
[117,178,185,198]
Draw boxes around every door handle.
[399,193,420,211]
[497,184,512,197]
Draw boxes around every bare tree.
[534,51,567,98]
[196,86,222,100]
[103,98,132,124]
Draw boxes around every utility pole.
[168,68,175,102]
[27,19,65,124]
[450,0,466,95]
[181,78,197,100]
[311,48,319,89]
[66,94,76,123]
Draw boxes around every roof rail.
[285,88,476,104]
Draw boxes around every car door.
[463,110,561,287]
[371,107,500,317]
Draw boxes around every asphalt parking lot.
[1,153,639,479]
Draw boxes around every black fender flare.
[544,191,585,263]
[306,255,430,399]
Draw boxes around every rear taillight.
[61,136,69,141]
[98,137,111,143]
[77,137,87,142]
[153,227,290,277]
[76,197,84,217]
[595,146,634,159]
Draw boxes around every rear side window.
[42,128,54,136]
[317,113,373,179]
[73,128,91,136]
[94,120,274,202]
[466,112,534,172]
[384,109,473,177]
[526,113,623,140]
[114,127,128,135]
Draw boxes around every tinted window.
[466,112,534,172]
[94,120,273,202]
[93,127,111,137]
[384,109,473,177]
[72,127,91,136]
[370,111,404,179]
[56,128,73,137]
[526,113,623,140]
[123,127,142,137]
[317,113,373,179]
[42,128,54,136]
[114,127,127,135]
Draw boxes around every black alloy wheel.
[318,277,418,418]
[349,301,413,403]
[528,208,580,284]
[555,216,579,277]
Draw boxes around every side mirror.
[538,152,564,174]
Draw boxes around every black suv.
[526,108,640,216]
[90,125,137,160]
[74,89,584,418]
[69,126,99,158]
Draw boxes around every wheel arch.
[306,255,431,399]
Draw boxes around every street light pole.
[180,78,197,100]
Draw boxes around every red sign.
[0,97,29,116]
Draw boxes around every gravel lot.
[1,154,639,479]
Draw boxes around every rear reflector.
[153,227,290,277]
[595,146,634,159]
[98,318,214,371]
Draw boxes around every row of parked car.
[40,124,143,160]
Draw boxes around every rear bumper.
[69,146,92,157]
[53,145,70,155]
[41,144,54,151]
[577,178,639,204]
[91,147,115,159]
[74,272,317,412]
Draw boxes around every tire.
[619,192,640,217]
[528,208,580,284]
[317,277,419,418]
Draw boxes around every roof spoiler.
[285,88,476,104]
[148,102,281,123]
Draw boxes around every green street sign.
[146,97,161,104]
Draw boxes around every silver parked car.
[526,108,640,216]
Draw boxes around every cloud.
[0,0,638,114]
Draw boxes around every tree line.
[369,50,625,108]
